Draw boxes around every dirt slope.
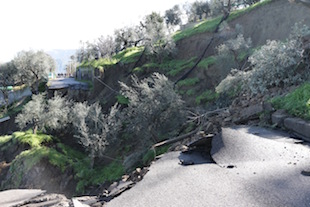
[177,0,310,60]
[95,0,310,109]
[171,0,310,106]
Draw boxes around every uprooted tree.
[120,73,185,148]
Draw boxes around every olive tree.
[71,102,122,167]
[185,1,211,22]
[165,5,182,26]
[13,50,56,94]
[0,61,17,114]
[15,94,70,134]
[216,34,252,70]
[216,24,310,96]
[142,12,176,59]
[247,24,310,94]
[114,26,144,52]
[120,73,185,148]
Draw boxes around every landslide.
[91,0,310,109]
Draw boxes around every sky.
[0,0,196,63]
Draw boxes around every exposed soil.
[2,0,310,202]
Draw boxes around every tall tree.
[120,73,185,148]
[184,1,211,22]
[0,61,17,114]
[71,102,122,168]
[13,50,56,94]
[142,12,176,59]
[114,26,144,52]
[165,5,182,26]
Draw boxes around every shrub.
[196,90,219,105]
[216,34,252,70]
[16,94,70,134]
[217,24,310,96]
[216,69,247,97]
[247,24,310,94]
[177,78,200,87]
[120,73,185,148]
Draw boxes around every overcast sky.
[0,0,196,63]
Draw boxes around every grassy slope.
[78,0,272,77]
[0,130,124,193]
[173,0,273,41]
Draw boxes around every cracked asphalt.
[107,126,310,207]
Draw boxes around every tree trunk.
[33,125,38,134]
[34,81,39,95]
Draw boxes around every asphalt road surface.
[0,189,45,207]
[107,126,310,207]
[48,78,88,90]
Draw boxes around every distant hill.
[47,49,76,73]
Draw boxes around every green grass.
[116,94,129,105]
[177,78,200,87]
[227,0,272,22]
[135,58,197,76]
[3,130,125,193]
[79,58,118,69]
[160,57,197,76]
[0,135,12,146]
[54,143,124,193]
[142,62,160,69]
[12,130,53,148]
[271,83,310,120]
[133,67,143,73]
[174,16,222,41]
[78,47,144,72]
[196,90,219,105]
[75,160,124,193]
[113,47,144,64]
[137,57,197,77]
[186,89,196,96]
[197,56,216,69]
[173,0,272,42]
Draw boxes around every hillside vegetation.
[2,0,310,197]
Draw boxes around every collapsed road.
[106,126,310,207]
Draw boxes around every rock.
[284,117,310,142]
[272,110,288,127]
[136,168,141,173]
[72,198,90,207]
[263,101,274,111]
[121,175,130,182]
[234,103,264,123]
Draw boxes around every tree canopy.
[13,50,56,94]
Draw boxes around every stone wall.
[0,87,32,107]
